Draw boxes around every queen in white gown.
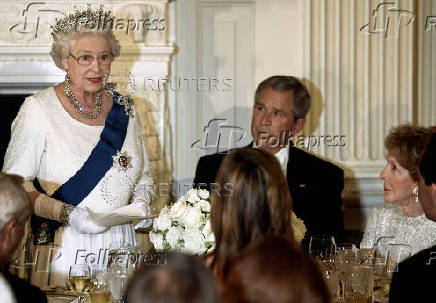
[2,7,153,286]
[360,125,436,262]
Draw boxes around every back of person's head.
[420,132,436,186]
[210,148,294,280]
[222,236,330,303]
[125,252,220,303]
[0,173,29,231]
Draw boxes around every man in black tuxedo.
[389,132,436,302]
[0,173,47,303]
[194,75,344,248]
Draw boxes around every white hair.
[50,28,121,71]
[0,273,16,303]
[0,173,30,231]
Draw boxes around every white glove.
[69,207,109,234]
[133,201,153,230]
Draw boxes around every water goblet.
[344,265,374,303]
[107,242,140,272]
[109,264,132,303]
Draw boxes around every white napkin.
[86,203,154,226]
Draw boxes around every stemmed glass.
[108,264,131,303]
[89,273,112,303]
[68,264,91,301]
[309,235,336,261]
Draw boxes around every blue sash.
[31,92,129,244]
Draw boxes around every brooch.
[116,94,135,117]
[112,151,133,171]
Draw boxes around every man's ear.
[0,219,17,243]
[291,118,306,136]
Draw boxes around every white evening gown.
[3,87,153,286]
[360,203,436,262]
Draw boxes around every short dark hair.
[254,75,311,120]
[125,252,220,303]
[419,132,436,186]
[221,236,330,303]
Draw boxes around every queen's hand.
[69,207,109,234]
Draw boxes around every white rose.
[153,206,168,228]
[202,220,215,243]
[180,206,202,229]
[149,232,164,250]
[186,189,200,204]
[199,199,211,212]
[169,200,188,220]
[202,220,212,236]
[182,229,206,255]
[166,226,183,248]
[197,189,210,200]
[154,209,172,231]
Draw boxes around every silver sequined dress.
[360,203,436,262]
[3,87,154,286]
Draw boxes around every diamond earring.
[412,186,419,203]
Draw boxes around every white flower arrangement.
[149,189,215,255]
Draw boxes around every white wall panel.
[175,0,254,187]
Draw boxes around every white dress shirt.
[274,145,289,176]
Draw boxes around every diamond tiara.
[51,4,115,38]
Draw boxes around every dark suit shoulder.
[193,152,227,187]
[290,147,343,177]
[398,245,436,271]
[197,152,226,164]
[1,270,47,303]
[389,245,436,302]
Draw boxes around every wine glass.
[309,235,336,260]
[68,264,91,295]
[89,273,112,303]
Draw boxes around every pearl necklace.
[64,74,102,120]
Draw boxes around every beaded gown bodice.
[361,203,436,261]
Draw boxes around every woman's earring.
[412,186,419,203]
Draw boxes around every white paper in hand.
[86,203,155,227]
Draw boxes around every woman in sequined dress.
[360,125,436,261]
[2,7,153,286]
